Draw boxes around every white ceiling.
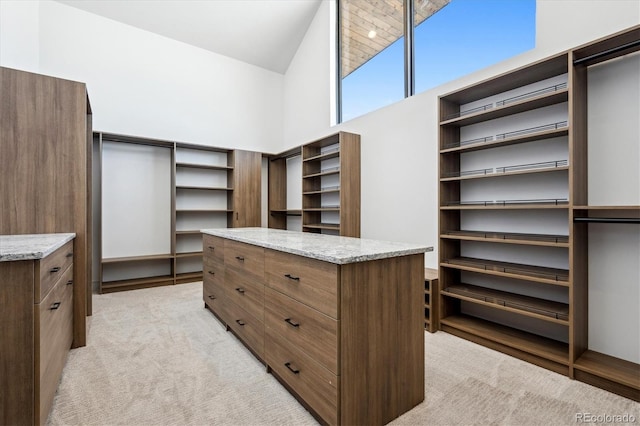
[55,0,323,74]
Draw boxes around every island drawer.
[265,326,338,425]
[224,240,265,280]
[203,275,226,315]
[203,234,225,264]
[37,265,73,423]
[225,299,264,358]
[37,240,73,302]
[264,287,338,374]
[224,268,264,322]
[265,250,338,319]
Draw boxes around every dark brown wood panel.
[340,254,424,425]
[232,150,262,227]
[0,261,35,426]
[0,67,88,348]
[268,157,287,229]
[339,132,361,237]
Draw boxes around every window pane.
[340,0,405,122]
[414,0,536,93]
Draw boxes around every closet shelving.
[438,25,640,400]
[97,132,261,293]
[302,131,360,237]
[268,132,361,237]
[438,51,572,374]
[424,268,439,333]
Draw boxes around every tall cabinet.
[437,26,639,401]
[96,132,261,293]
[0,67,91,348]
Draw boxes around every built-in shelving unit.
[97,132,261,293]
[438,25,640,401]
[268,132,361,237]
[424,268,438,332]
[302,132,360,237]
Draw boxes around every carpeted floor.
[48,282,639,425]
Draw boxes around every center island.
[201,227,432,426]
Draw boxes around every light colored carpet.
[48,282,639,425]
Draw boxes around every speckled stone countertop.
[0,233,75,262]
[201,227,432,264]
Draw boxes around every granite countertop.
[201,227,432,264]
[0,233,76,262]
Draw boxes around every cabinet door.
[232,150,261,227]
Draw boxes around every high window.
[338,0,536,123]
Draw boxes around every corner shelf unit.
[301,132,361,237]
[268,132,361,237]
[97,132,261,293]
[438,25,640,400]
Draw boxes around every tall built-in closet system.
[95,132,261,293]
[437,25,639,401]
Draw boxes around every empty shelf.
[441,257,569,285]
[440,230,569,247]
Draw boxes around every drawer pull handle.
[284,274,300,281]
[235,288,245,295]
[66,252,73,258]
[284,318,300,328]
[236,319,245,326]
[66,280,73,286]
[50,266,61,273]
[208,246,215,250]
[208,270,215,275]
[208,295,216,300]
[235,256,245,262]
[284,362,300,374]
[51,302,61,310]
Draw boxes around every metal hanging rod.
[573,39,640,65]
[573,217,640,224]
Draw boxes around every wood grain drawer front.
[264,287,338,374]
[203,234,225,264]
[37,240,73,302]
[37,266,73,425]
[265,327,338,425]
[203,276,226,316]
[203,259,225,287]
[225,268,264,322]
[225,299,264,358]
[224,240,265,280]
[265,250,338,319]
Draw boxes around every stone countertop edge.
[201,228,432,265]
[0,233,76,262]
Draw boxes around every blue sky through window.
[341,0,536,122]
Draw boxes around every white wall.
[281,0,639,268]
[0,1,40,72]
[1,0,284,153]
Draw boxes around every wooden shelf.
[440,315,569,365]
[102,254,173,263]
[176,209,232,213]
[270,209,302,216]
[440,230,569,247]
[440,164,568,182]
[302,168,340,179]
[175,251,203,258]
[440,88,568,127]
[303,223,340,231]
[441,203,568,211]
[175,185,233,191]
[101,275,175,292]
[442,283,569,323]
[574,205,640,220]
[175,271,203,284]
[574,350,640,390]
[441,257,569,286]
[304,207,340,212]
[303,148,340,162]
[303,188,340,195]
[440,126,568,154]
[176,230,203,235]
[175,162,233,171]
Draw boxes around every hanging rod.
[573,217,640,224]
[573,39,640,65]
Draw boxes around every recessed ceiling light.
[368,30,377,39]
